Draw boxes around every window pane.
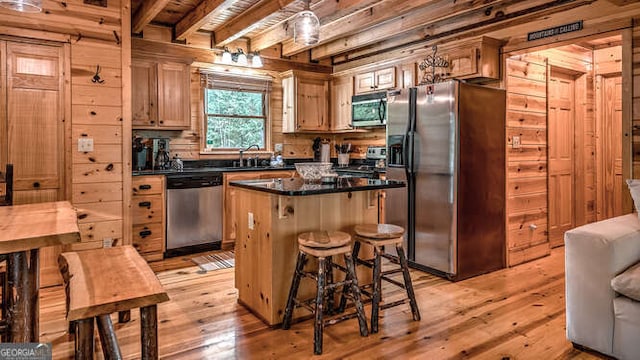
[206,116,265,149]
[206,89,263,116]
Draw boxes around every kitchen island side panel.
[234,188,378,326]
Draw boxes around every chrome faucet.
[239,144,260,167]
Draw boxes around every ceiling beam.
[214,0,297,47]
[332,0,595,72]
[174,0,237,41]
[132,0,172,34]
[312,0,584,60]
[281,0,505,57]
[132,38,332,73]
[250,0,384,51]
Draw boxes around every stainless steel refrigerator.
[386,80,506,280]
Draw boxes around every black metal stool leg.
[396,244,420,321]
[314,257,326,355]
[338,241,361,313]
[371,246,382,333]
[344,253,368,337]
[282,251,306,330]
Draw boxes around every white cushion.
[626,179,640,216]
[612,262,640,302]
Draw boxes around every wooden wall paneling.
[72,182,123,204]
[71,105,123,125]
[0,41,5,176]
[505,56,550,267]
[622,27,632,215]
[78,220,124,246]
[76,201,124,224]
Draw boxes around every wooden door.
[598,75,623,220]
[354,71,375,94]
[131,59,157,128]
[157,62,190,129]
[374,67,396,90]
[548,69,576,248]
[6,42,64,204]
[6,41,66,287]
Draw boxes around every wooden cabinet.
[132,59,190,129]
[354,66,396,94]
[330,75,354,132]
[131,175,165,261]
[281,70,330,133]
[222,170,297,249]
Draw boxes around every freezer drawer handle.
[139,229,152,238]
[138,201,151,209]
[139,184,152,190]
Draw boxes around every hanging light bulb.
[0,0,42,13]
[235,48,248,66]
[221,47,232,64]
[251,52,263,68]
[293,0,320,46]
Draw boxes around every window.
[201,72,271,150]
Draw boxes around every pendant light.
[0,0,42,13]
[293,0,320,46]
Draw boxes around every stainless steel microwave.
[351,91,387,127]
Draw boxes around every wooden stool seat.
[354,224,404,239]
[59,245,169,360]
[298,230,352,249]
[284,231,368,355]
[343,223,420,333]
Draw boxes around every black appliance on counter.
[165,172,223,257]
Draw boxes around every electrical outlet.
[78,138,94,152]
[103,237,112,248]
[274,143,283,152]
[248,212,254,230]
[512,136,521,149]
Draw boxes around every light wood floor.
[40,248,604,359]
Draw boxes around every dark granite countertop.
[229,177,404,196]
[132,166,296,176]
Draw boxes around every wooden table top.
[0,201,80,254]
[60,245,169,321]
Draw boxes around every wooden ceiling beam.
[332,0,596,72]
[250,0,384,51]
[132,38,332,73]
[313,0,585,61]
[281,0,506,57]
[132,0,172,34]
[174,0,237,41]
[214,0,297,47]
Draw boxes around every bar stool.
[341,224,420,333]
[282,230,368,355]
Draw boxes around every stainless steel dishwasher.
[165,172,222,257]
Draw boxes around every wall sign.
[527,21,583,41]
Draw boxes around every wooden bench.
[58,245,169,359]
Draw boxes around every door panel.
[598,75,623,219]
[548,70,575,248]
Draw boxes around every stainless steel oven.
[165,173,222,257]
[351,91,388,127]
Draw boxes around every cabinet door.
[296,77,329,131]
[132,60,157,128]
[282,76,296,133]
[354,71,375,94]
[330,76,354,131]
[447,48,478,79]
[375,67,396,90]
[157,62,190,129]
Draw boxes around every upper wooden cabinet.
[281,70,330,133]
[330,75,354,132]
[354,66,396,94]
[132,59,190,129]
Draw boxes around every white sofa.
[564,213,640,359]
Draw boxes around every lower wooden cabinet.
[223,170,297,249]
[132,175,165,261]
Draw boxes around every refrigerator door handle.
[379,99,386,124]
[404,131,414,175]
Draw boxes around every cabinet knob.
[159,120,164,124]
[33,182,40,188]
[150,120,155,124]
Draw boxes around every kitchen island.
[230,177,404,326]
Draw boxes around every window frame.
[200,71,272,154]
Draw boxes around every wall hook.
[92,65,105,84]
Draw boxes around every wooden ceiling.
[130,0,624,64]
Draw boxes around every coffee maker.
[151,138,170,170]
